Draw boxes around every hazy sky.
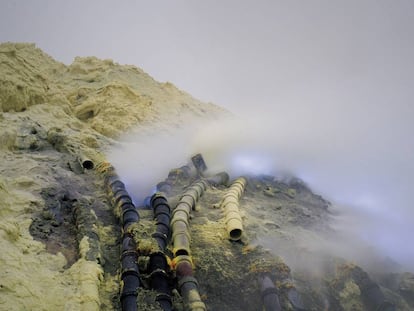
[2,1,414,269]
[1,0,413,111]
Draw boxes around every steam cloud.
[109,85,414,272]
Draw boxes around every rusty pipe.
[170,180,208,310]
[174,256,207,311]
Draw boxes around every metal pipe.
[102,164,141,311]
[221,177,247,241]
[148,193,174,311]
[174,256,207,311]
[171,180,206,256]
[78,151,94,170]
[155,164,195,196]
[191,153,207,175]
[259,275,281,311]
[120,236,140,311]
[150,193,172,251]
[170,181,208,310]
[75,149,106,171]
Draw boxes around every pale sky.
[1,0,413,112]
[2,0,414,269]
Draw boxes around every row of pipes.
[98,154,304,311]
[107,161,276,311]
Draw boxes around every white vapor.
[109,93,414,271]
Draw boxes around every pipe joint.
[172,255,193,266]
[120,290,138,299]
[171,215,190,230]
[175,201,192,215]
[121,268,140,279]
[180,194,196,210]
[152,231,168,243]
[155,293,173,309]
[261,287,279,299]
[178,276,199,289]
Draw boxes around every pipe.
[102,165,141,311]
[174,256,207,311]
[78,151,94,170]
[148,252,173,311]
[120,235,140,311]
[259,275,281,311]
[220,177,247,241]
[170,181,208,310]
[191,153,207,175]
[148,193,174,310]
[76,148,106,171]
[155,164,195,196]
[150,193,172,251]
[170,180,207,256]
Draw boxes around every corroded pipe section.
[170,180,208,310]
[221,177,247,241]
[100,163,140,311]
[174,256,207,311]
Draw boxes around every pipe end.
[82,159,94,170]
[229,228,242,241]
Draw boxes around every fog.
[2,1,414,271]
[109,98,414,271]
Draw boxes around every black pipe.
[103,167,141,311]
[120,236,140,311]
[259,275,281,311]
[156,181,173,194]
[148,252,173,311]
[151,193,172,251]
[121,203,140,228]
[149,193,173,311]
[191,153,207,175]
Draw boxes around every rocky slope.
[0,42,413,311]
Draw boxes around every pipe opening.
[82,159,94,170]
[230,229,242,240]
[176,249,189,256]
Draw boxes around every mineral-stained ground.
[0,42,413,310]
